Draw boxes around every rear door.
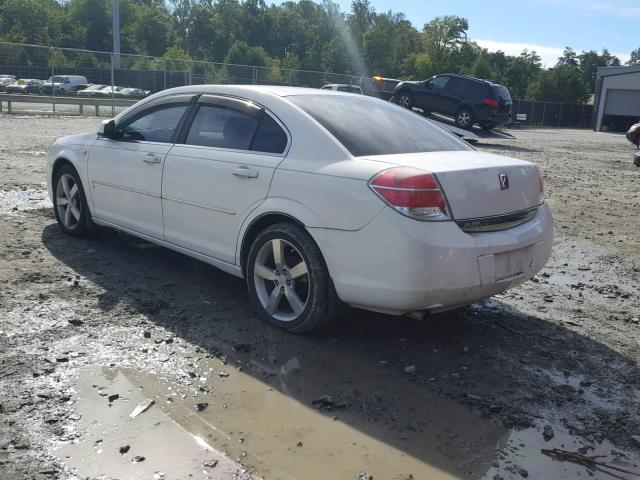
[88,94,194,238]
[162,95,289,263]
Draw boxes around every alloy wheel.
[55,173,81,229]
[457,111,471,127]
[398,95,411,108]
[253,238,310,322]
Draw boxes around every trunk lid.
[362,151,540,220]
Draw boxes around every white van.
[320,83,363,94]
[42,75,88,94]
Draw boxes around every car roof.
[442,74,503,87]
[165,85,360,97]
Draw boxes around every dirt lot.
[0,114,639,480]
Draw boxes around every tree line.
[1,0,638,102]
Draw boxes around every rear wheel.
[246,223,337,332]
[396,91,413,109]
[455,108,475,130]
[52,164,92,237]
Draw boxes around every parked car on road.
[0,77,15,91]
[95,86,125,97]
[47,86,552,332]
[392,74,513,130]
[320,84,363,94]
[77,84,108,97]
[115,87,150,99]
[5,79,44,95]
[41,75,88,95]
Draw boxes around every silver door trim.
[91,180,159,199]
[162,195,236,216]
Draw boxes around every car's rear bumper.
[476,110,512,126]
[310,204,553,315]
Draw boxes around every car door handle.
[143,153,161,164]
[232,166,259,178]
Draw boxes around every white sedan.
[47,86,553,332]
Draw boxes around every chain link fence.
[510,99,593,128]
[0,41,361,94]
[0,41,593,127]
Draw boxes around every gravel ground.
[0,114,639,480]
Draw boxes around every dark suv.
[392,74,513,130]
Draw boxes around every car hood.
[54,132,97,147]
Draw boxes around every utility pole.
[112,0,121,69]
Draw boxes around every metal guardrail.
[0,94,138,116]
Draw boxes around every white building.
[593,66,640,131]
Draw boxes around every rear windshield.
[287,95,471,157]
[492,86,511,101]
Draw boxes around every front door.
[419,75,451,114]
[162,95,289,264]
[88,98,193,239]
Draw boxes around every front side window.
[122,105,189,143]
[288,94,471,157]
[431,76,450,90]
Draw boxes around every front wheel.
[455,108,475,130]
[52,164,92,237]
[396,91,413,109]
[246,223,338,332]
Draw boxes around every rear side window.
[251,114,288,154]
[288,94,471,157]
[186,105,259,150]
[492,86,512,101]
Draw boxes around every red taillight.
[483,98,499,109]
[369,167,450,221]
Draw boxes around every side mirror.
[98,119,122,139]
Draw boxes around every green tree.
[628,47,640,66]
[557,47,578,67]
[578,49,621,93]
[422,15,468,74]
[527,65,587,103]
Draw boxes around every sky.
[288,0,636,66]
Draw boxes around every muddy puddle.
[57,356,640,479]
[0,187,50,215]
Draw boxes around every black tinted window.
[492,86,512,101]
[186,105,259,150]
[431,76,450,89]
[123,105,188,143]
[337,86,361,93]
[251,114,288,154]
[288,95,471,157]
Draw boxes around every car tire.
[396,91,414,109]
[246,222,338,333]
[455,107,475,130]
[52,164,93,237]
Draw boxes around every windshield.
[48,76,65,83]
[287,94,471,157]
